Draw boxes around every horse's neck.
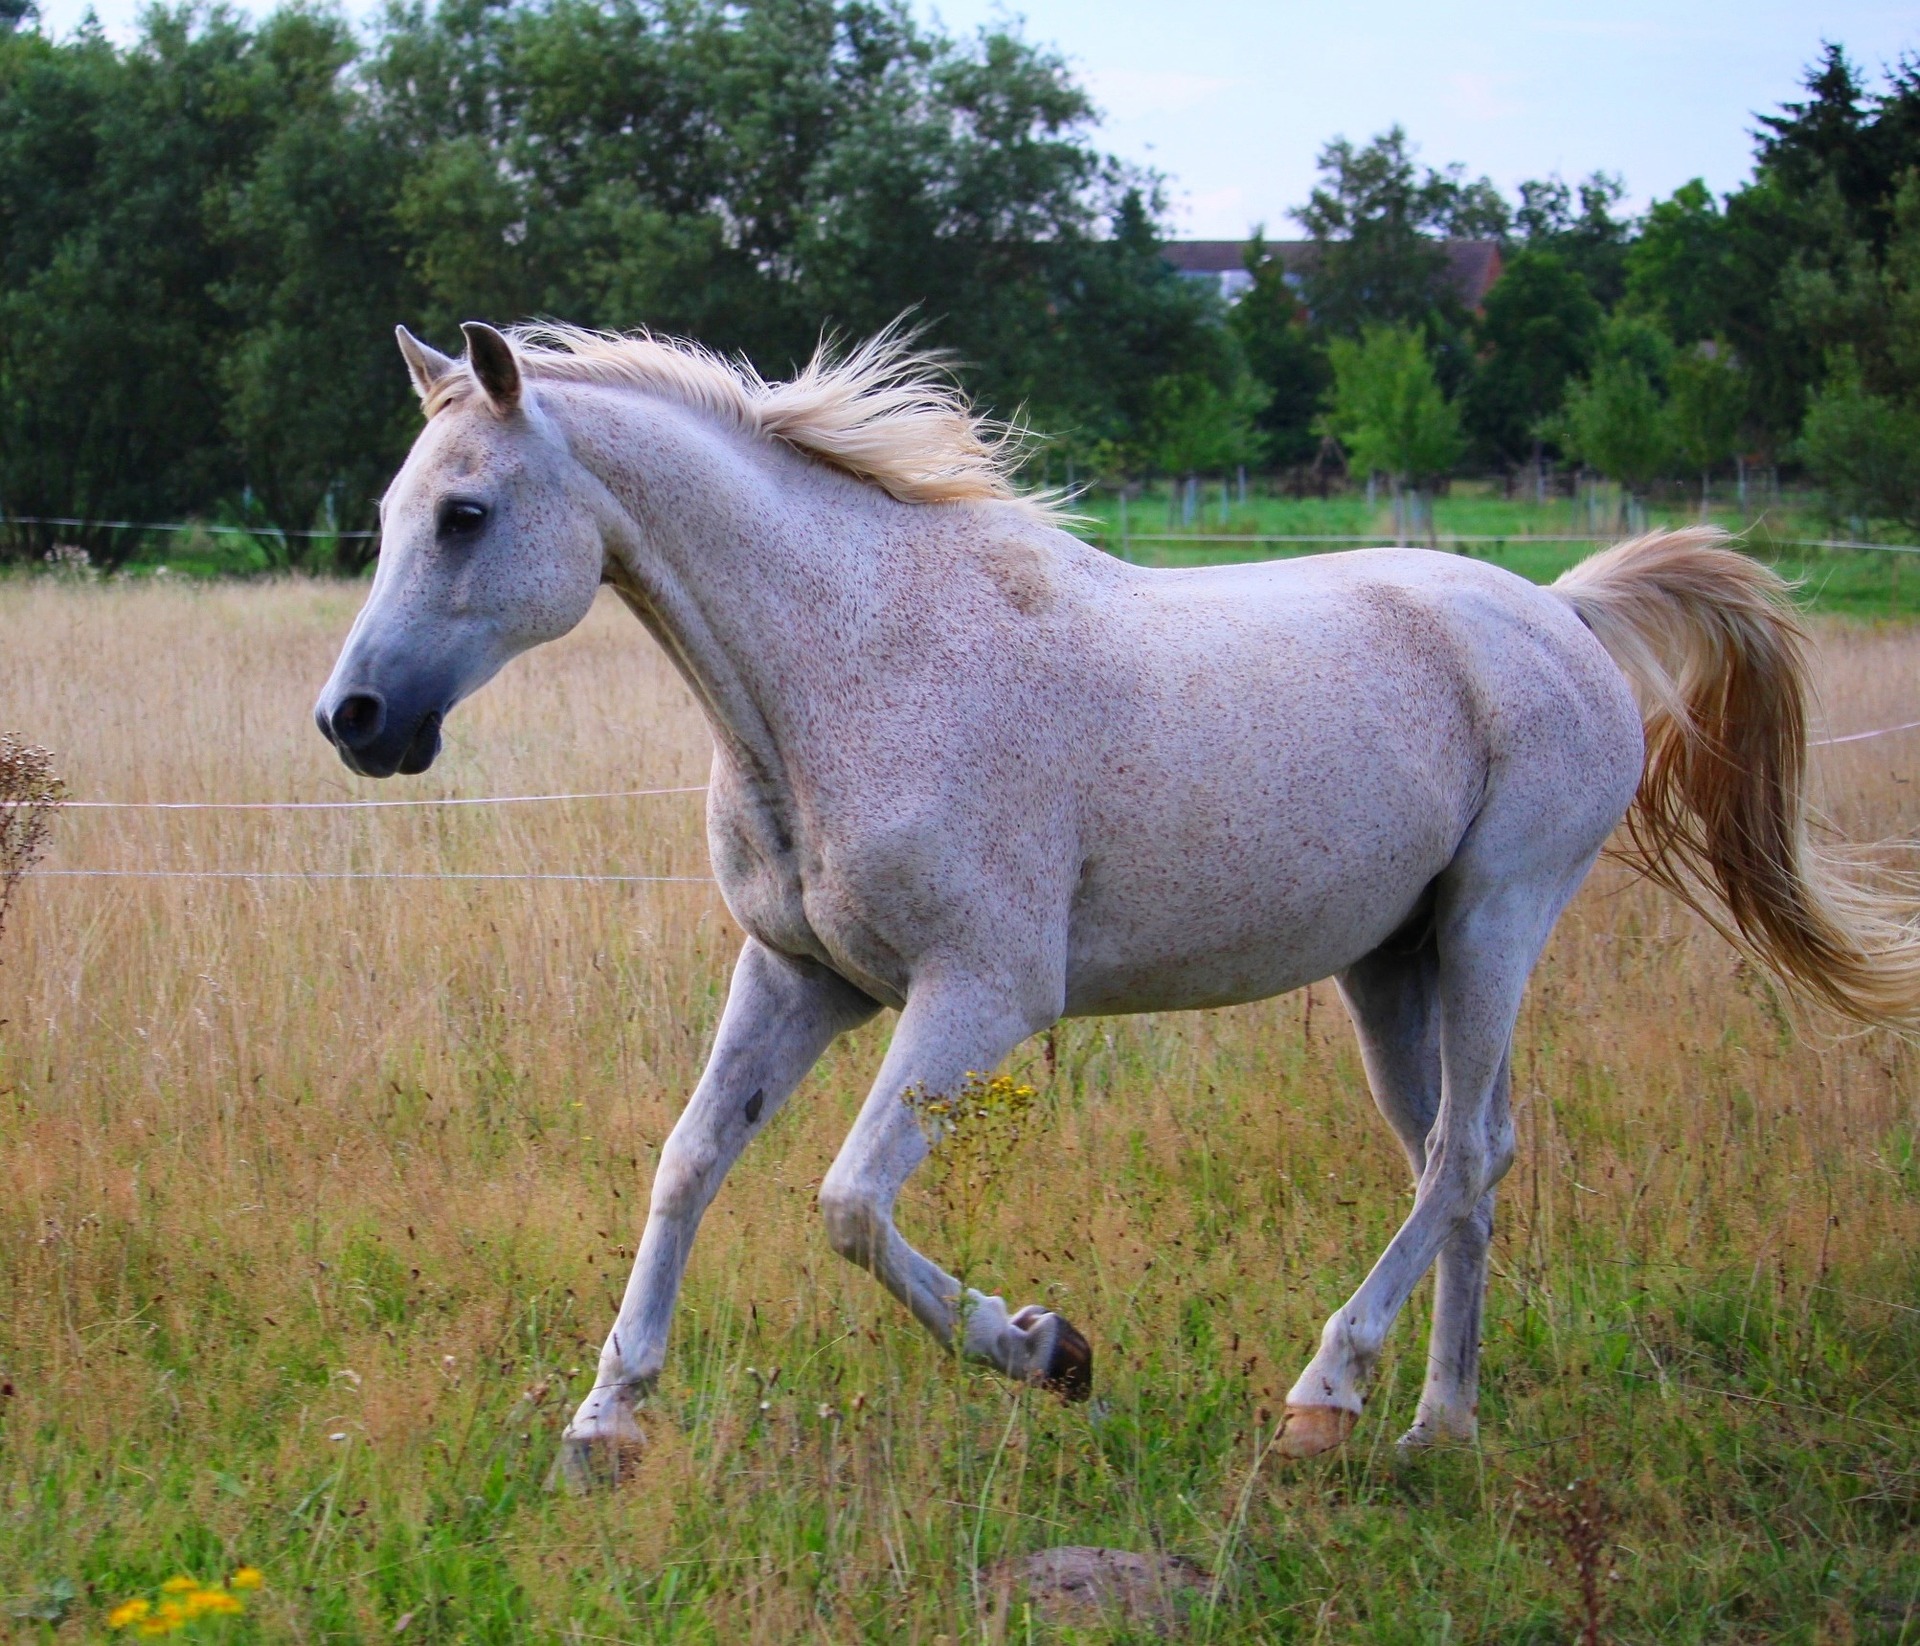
[559,384,881,786]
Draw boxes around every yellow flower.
[136,1597,190,1635]
[230,1566,264,1591]
[107,1597,152,1629]
[159,1576,200,1594]
[188,1588,245,1616]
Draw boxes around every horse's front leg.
[557,939,876,1487]
[816,975,1093,1397]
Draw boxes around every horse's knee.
[650,1136,716,1222]
[817,1179,886,1268]
[1424,1135,1506,1212]
[1459,1190,1497,1247]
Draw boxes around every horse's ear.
[461,321,522,414]
[395,326,457,405]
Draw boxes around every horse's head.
[314,323,607,777]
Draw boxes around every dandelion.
[107,1569,260,1634]
[190,1590,244,1616]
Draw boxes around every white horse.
[316,320,1920,1481]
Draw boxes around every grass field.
[1061,485,1920,621]
[2,573,1919,1642]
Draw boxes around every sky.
[26,0,1920,239]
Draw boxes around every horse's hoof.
[1395,1414,1476,1455]
[1276,1403,1357,1458]
[1043,1315,1094,1403]
[548,1428,644,1494]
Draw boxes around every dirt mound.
[985,1545,1207,1634]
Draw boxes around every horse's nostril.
[329,692,386,750]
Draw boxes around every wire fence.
[35,784,708,810]
[14,712,1917,885]
[2,514,378,541]
[6,505,1915,884]
[28,869,713,884]
[8,512,1920,557]
[1081,529,1920,556]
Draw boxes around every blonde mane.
[427,321,1063,522]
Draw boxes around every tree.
[1291,126,1503,342]
[1798,354,1920,532]
[1143,363,1267,478]
[1513,172,1634,306]
[213,8,416,568]
[1625,179,1737,345]
[1667,343,1746,508]
[1463,247,1602,470]
[1228,231,1330,468]
[1,0,1218,556]
[1320,323,1461,536]
[1754,42,1916,249]
[1796,172,1920,532]
[371,0,1202,439]
[1557,317,1673,511]
[0,11,278,564]
[1672,45,1920,456]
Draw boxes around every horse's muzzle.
[315,689,443,778]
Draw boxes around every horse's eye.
[437,499,488,538]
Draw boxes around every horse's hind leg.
[557,940,876,1487]
[817,976,1092,1397]
[1339,936,1503,1449]
[1280,867,1581,1459]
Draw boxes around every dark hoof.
[1044,1316,1094,1402]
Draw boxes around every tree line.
[0,5,1914,568]
[1230,46,1920,538]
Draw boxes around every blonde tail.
[1554,527,1920,1029]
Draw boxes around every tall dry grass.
[0,577,1917,1642]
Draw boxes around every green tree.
[1625,179,1738,345]
[1512,171,1634,307]
[1463,247,1602,469]
[1,0,1217,556]
[371,0,1207,443]
[1143,364,1267,477]
[1557,317,1674,510]
[1292,126,1504,345]
[213,8,415,568]
[1667,343,1747,508]
[1796,172,1920,532]
[1662,46,1920,457]
[1798,353,1920,532]
[0,10,270,564]
[1320,323,1460,538]
[1228,231,1329,468]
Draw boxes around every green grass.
[1066,484,1920,619]
[2,581,1918,1644]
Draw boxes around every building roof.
[1164,238,1506,311]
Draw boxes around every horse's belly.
[1060,819,1453,1016]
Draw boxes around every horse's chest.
[707,798,916,1007]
